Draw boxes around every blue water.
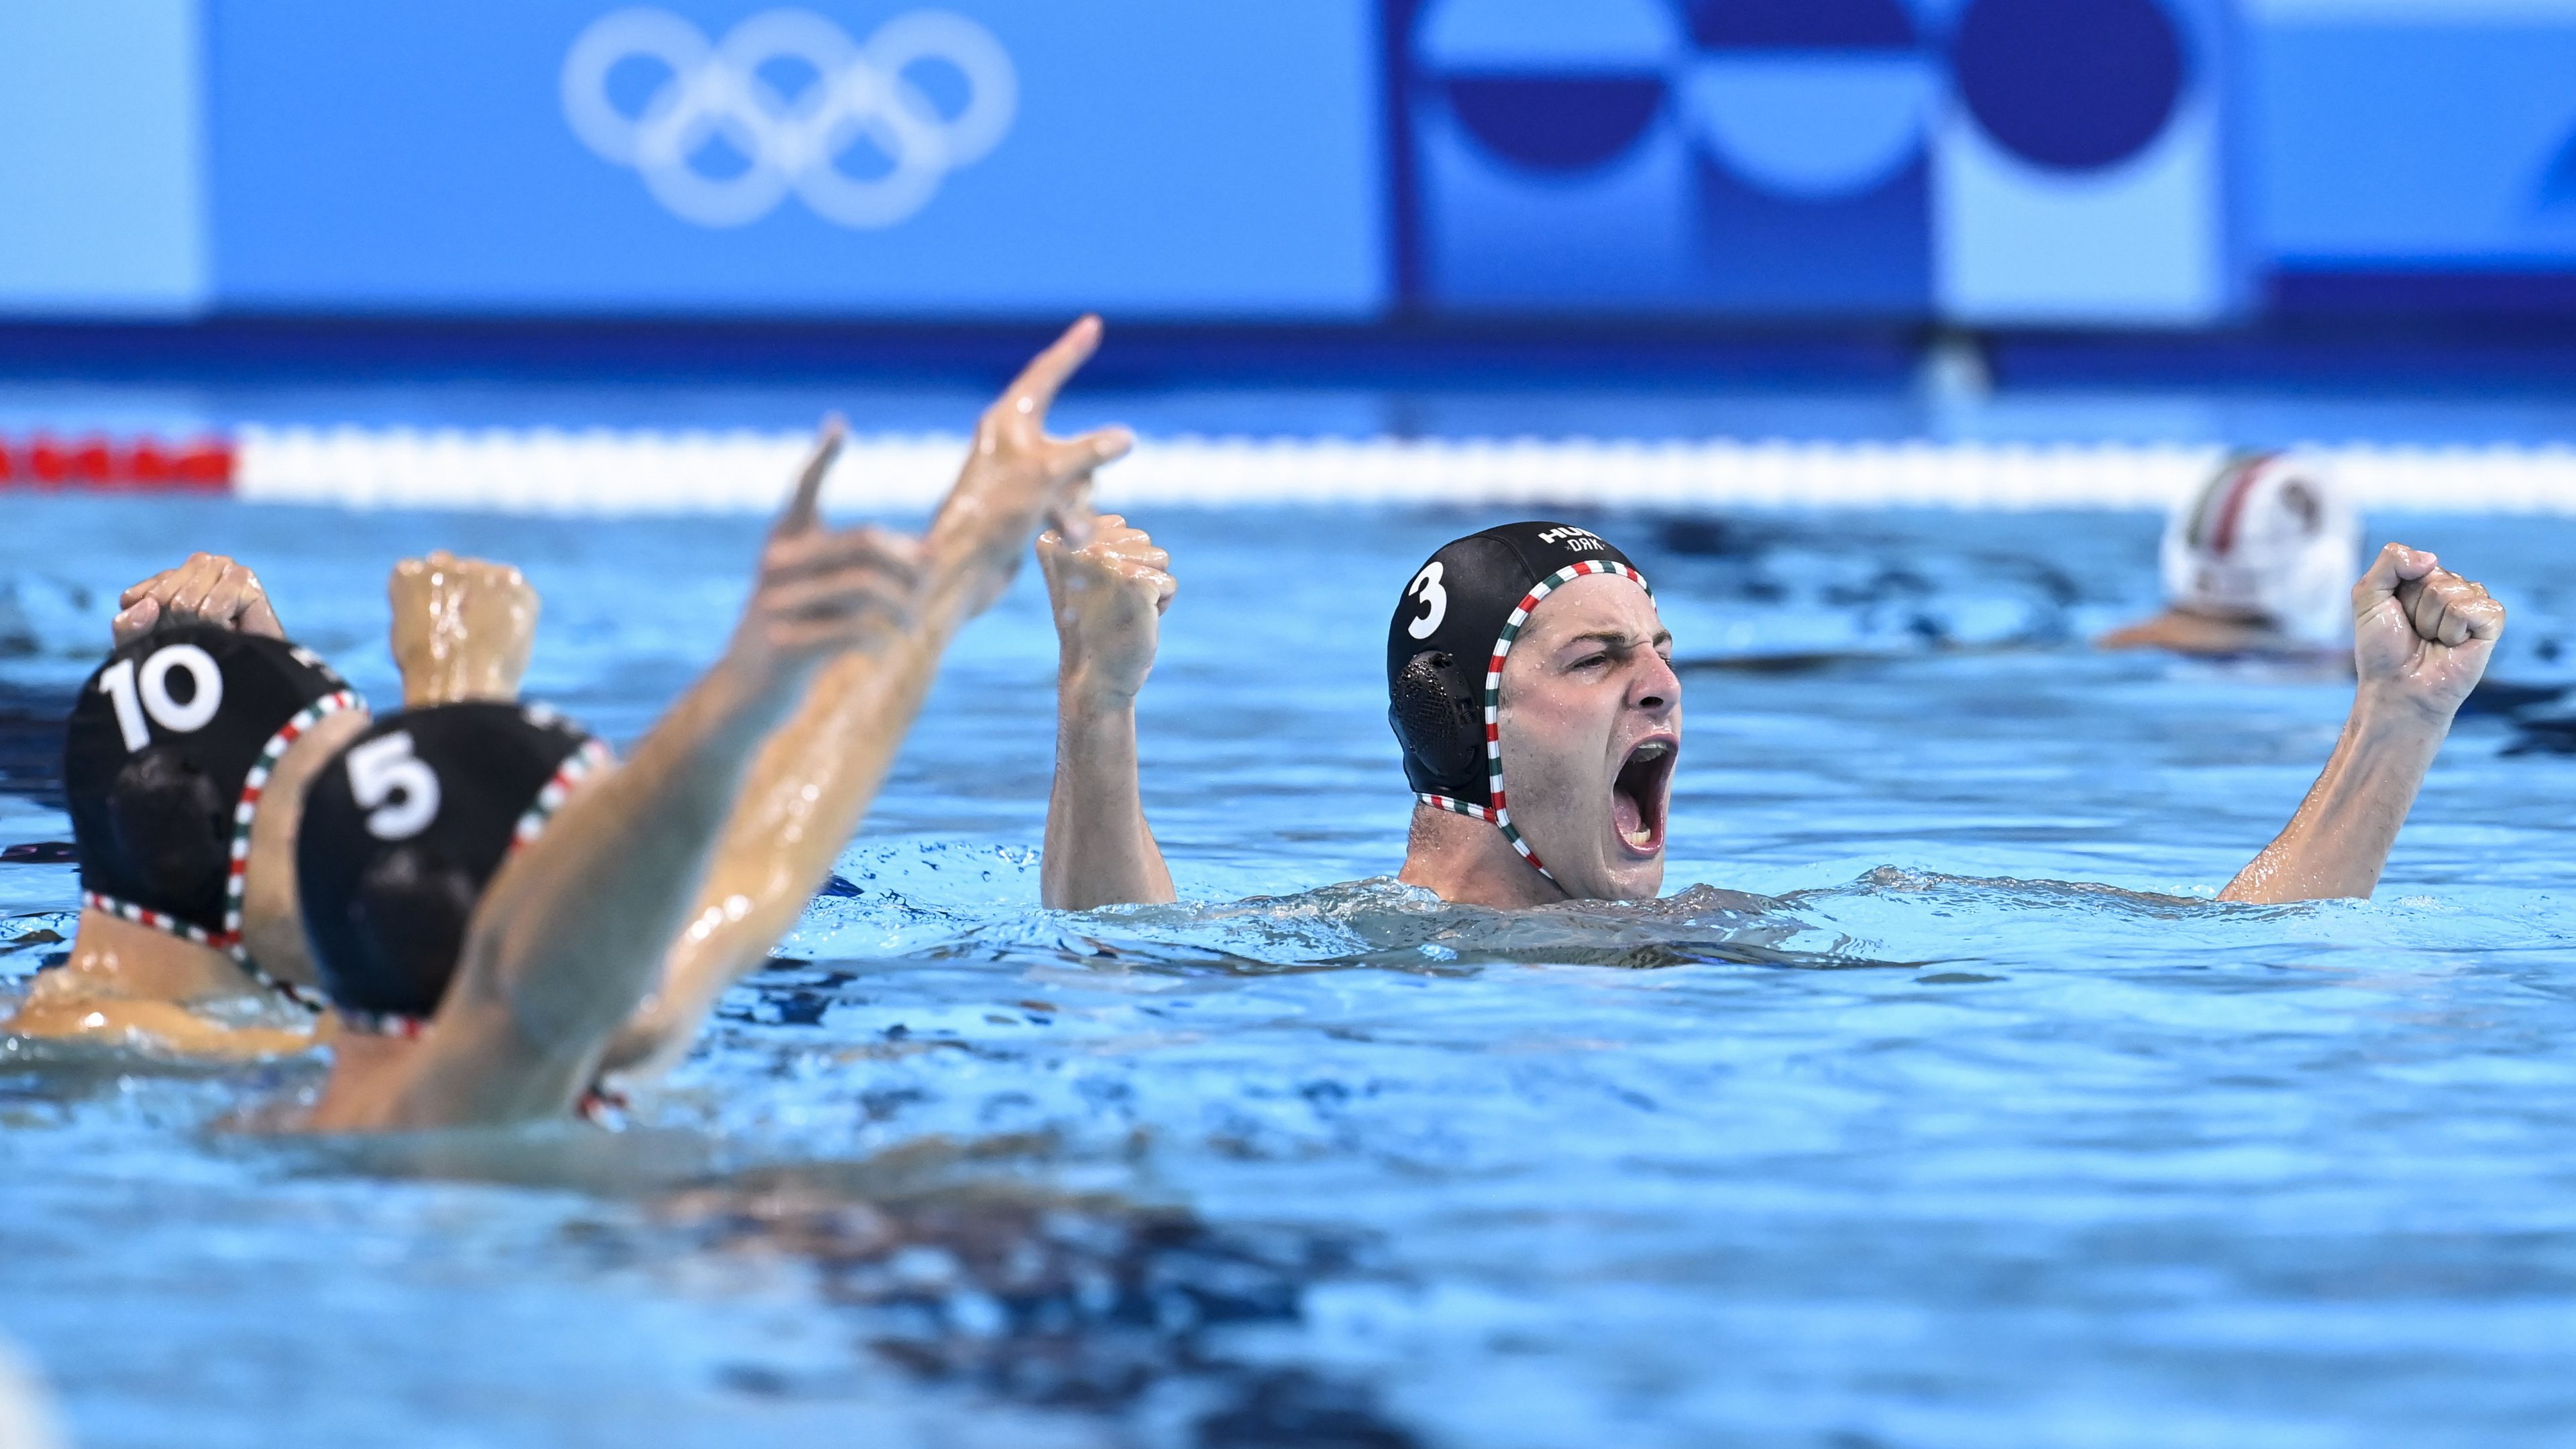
[5,496,2576,1448]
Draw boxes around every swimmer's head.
[2162,451,2359,645]
[63,625,358,956]
[1388,523,1678,902]
[298,702,609,1031]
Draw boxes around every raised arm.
[1038,515,1177,910]
[597,317,1134,1083]
[2221,543,2503,903]
[388,551,538,706]
[388,457,926,1124]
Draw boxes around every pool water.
[5,496,2576,1448]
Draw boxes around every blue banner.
[1395,0,2245,324]
[207,0,1387,318]
[5,2,2576,328]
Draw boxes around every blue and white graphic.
[1682,3,1936,203]
[1401,0,2243,323]
[1936,0,2241,325]
[1680,0,1937,314]
[1407,0,1937,314]
[2256,0,2576,271]
[0,1,207,317]
[560,8,1015,229]
[209,0,1385,317]
[1409,0,1693,305]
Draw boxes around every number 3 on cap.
[1405,561,1447,640]
[347,732,441,841]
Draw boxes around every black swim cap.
[62,625,358,987]
[1385,522,1651,880]
[297,702,610,1034]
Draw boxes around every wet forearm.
[603,531,1021,1077]
[1042,684,1173,910]
[471,655,806,1053]
[601,648,932,1078]
[2220,698,2449,903]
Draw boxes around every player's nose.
[1630,651,1680,715]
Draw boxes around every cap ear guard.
[1390,649,1483,793]
[103,746,230,906]
[340,845,482,1024]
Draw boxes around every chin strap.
[1415,791,1553,883]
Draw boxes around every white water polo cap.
[2161,451,2360,645]
[1387,521,1653,883]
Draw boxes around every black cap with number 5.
[297,702,608,1032]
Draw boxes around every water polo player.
[4,551,543,1053]
[289,319,1129,1129]
[7,557,372,1052]
[1038,519,2506,908]
[2100,450,2361,657]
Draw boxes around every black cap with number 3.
[1385,522,1650,815]
[297,702,606,1030]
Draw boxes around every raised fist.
[2353,543,2506,722]
[112,553,283,646]
[1038,514,1175,706]
[390,550,539,706]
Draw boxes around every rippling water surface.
[5,498,2576,1448]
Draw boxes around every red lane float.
[0,433,234,492]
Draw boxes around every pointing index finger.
[775,415,847,537]
[1002,315,1103,424]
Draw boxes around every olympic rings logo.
[561,8,1016,229]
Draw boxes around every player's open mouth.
[1611,737,1675,857]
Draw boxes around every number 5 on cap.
[347,732,441,841]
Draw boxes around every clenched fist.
[2353,543,2506,722]
[1038,514,1175,706]
[112,552,283,646]
[390,551,539,706]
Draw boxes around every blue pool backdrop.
[3,0,2576,325]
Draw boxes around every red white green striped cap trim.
[324,1008,629,1126]
[511,738,614,850]
[1414,559,1652,884]
[89,686,360,1013]
[337,735,614,1039]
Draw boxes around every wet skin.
[1491,574,1680,904]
